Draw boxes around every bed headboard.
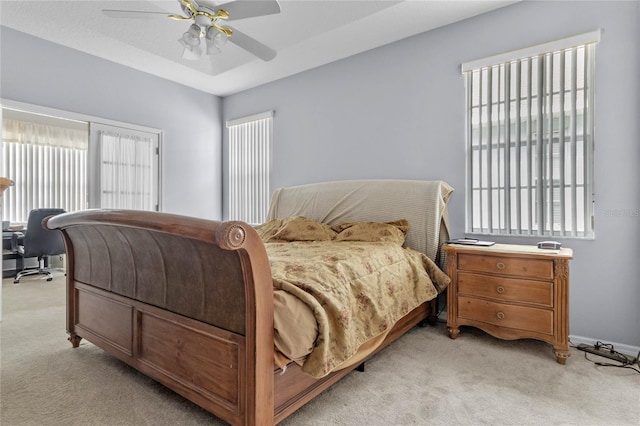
[266,179,454,262]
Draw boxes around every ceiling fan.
[102,0,280,61]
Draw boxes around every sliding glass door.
[1,105,162,223]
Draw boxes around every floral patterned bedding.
[265,240,450,378]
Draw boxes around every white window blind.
[227,111,273,224]
[2,105,162,220]
[99,131,158,211]
[2,117,88,222]
[463,31,599,238]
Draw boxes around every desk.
[3,230,26,278]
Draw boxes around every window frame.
[462,31,599,239]
[1,99,163,221]
[226,111,273,225]
[88,122,160,211]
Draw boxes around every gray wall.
[223,1,640,349]
[0,27,223,220]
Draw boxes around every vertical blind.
[462,31,599,238]
[2,118,88,222]
[227,111,273,224]
[99,131,157,211]
[2,112,161,222]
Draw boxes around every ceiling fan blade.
[168,14,193,21]
[219,1,281,21]
[227,26,276,61]
[102,10,171,19]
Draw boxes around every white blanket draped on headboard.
[266,179,454,263]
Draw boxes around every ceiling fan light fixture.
[205,26,228,55]
[205,40,221,55]
[179,23,202,48]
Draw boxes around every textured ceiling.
[0,1,519,96]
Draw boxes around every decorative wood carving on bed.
[45,179,453,425]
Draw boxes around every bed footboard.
[46,210,274,426]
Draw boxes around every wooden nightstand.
[443,243,573,364]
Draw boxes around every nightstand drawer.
[458,253,553,280]
[458,296,553,335]
[458,272,553,307]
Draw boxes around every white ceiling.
[0,0,519,97]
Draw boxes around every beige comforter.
[266,241,450,378]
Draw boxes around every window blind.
[2,106,162,220]
[99,131,157,211]
[463,32,598,237]
[227,111,273,224]
[2,118,88,222]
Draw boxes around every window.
[227,111,273,224]
[2,106,161,223]
[2,112,88,222]
[89,123,159,211]
[462,31,599,238]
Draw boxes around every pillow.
[333,219,409,245]
[254,218,285,241]
[255,216,337,242]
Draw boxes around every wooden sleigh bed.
[45,179,453,425]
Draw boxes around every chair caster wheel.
[13,280,19,284]
[46,277,53,282]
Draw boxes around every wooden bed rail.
[45,210,275,425]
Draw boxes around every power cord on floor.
[570,340,640,374]
[584,353,640,374]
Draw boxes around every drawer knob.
[496,262,506,269]
[496,286,505,294]
[496,312,505,320]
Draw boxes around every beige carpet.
[1,273,638,426]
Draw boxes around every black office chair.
[11,208,66,284]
